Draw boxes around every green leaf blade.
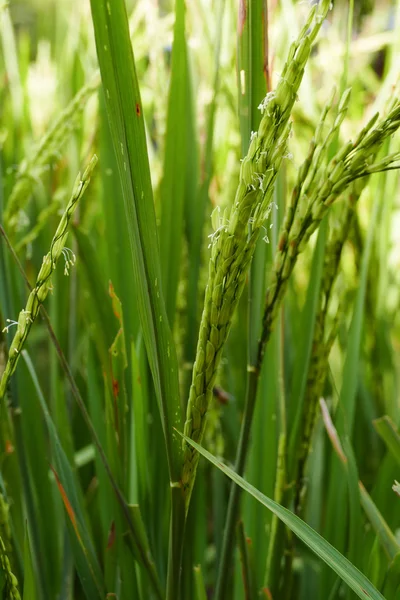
[89,0,182,480]
[181,434,386,600]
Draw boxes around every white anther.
[258,92,276,114]
[62,247,76,276]
[2,319,18,333]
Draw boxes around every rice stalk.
[0,155,97,402]
[4,73,100,233]
[181,0,332,507]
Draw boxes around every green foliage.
[0,0,400,599]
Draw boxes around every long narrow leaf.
[181,433,385,600]
[22,526,38,600]
[22,352,106,600]
[373,416,400,466]
[89,3,186,595]
[159,0,188,327]
[89,0,182,480]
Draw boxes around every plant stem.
[166,487,186,600]
[214,366,259,599]
[264,313,287,595]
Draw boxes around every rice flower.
[0,156,97,402]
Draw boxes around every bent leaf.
[180,433,385,600]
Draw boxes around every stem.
[264,314,287,594]
[214,367,259,600]
[264,434,287,596]
[237,519,255,599]
[166,488,186,600]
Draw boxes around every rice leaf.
[373,416,400,466]
[22,526,38,600]
[180,433,385,600]
[89,0,182,482]
[21,352,106,600]
[159,0,188,327]
[89,2,185,594]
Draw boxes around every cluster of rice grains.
[181,0,332,505]
[261,93,400,364]
[292,78,400,512]
[182,0,400,507]
[0,157,97,402]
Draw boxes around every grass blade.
[321,184,381,594]
[373,416,400,466]
[89,0,182,478]
[159,0,188,327]
[321,398,400,562]
[22,352,106,600]
[89,1,185,595]
[287,218,327,478]
[193,565,207,600]
[180,433,385,600]
[22,526,38,600]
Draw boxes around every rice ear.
[181,0,333,509]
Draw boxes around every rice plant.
[0,0,400,599]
